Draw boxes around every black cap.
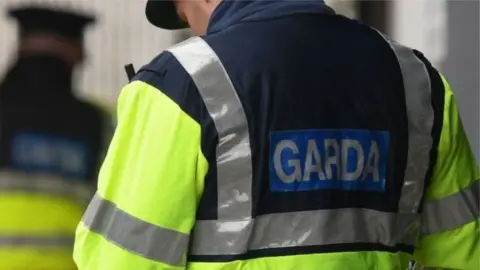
[7,5,96,41]
[146,0,187,30]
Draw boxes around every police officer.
[0,5,111,270]
[74,0,479,269]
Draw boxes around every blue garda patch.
[269,129,389,192]
[11,132,89,180]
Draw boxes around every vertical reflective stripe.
[168,37,254,255]
[384,38,434,214]
[168,37,253,221]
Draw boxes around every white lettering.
[274,140,301,183]
[324,139,340,180]
[274,137,384,184]
[341,139,365,181]
[362,141,381,181]
[303,139,326,181]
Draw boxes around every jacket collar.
[207,0,332,34]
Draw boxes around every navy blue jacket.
[0,55,109,183]
[134,0,444,260]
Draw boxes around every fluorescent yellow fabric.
[188,252,412,270]
[0,193,84,269]
[414,75,480,269]
[75,223,185,270]
[73,81,417,270]
[0,248,76,270]
[0,193,84,233]
[74,74,479,269]
[74,81,208,269]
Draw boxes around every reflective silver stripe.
[384,38,434,215]
[422,180,480,235]
[0,170,94,205]
[0,235,73,247]
[82,193,189,266]
[382,37,434,246]
[411,180,478,270]
[168,37,254,255]
[168,38,253,221]
[190,209,418,255]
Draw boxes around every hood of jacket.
[207,0,332,34]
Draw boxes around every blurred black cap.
[7,5,96,41]
[146,0,187,30]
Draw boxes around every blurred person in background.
[0,5,112,270]
[74,0,479,269]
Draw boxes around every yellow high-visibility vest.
[74,37,479,270]
[0,171,94,270]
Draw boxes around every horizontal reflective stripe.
[422,180,480,235]
[0,170,94,205]
[0,235,73,247]
[190,208,419,255]
[82,193,189,266]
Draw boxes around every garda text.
[11,132,89,180]
[269,129,389,192]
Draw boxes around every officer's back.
[182,2,421,268]
[73,0,479,269]
[0,5,109,270]
[0,54,105,181]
